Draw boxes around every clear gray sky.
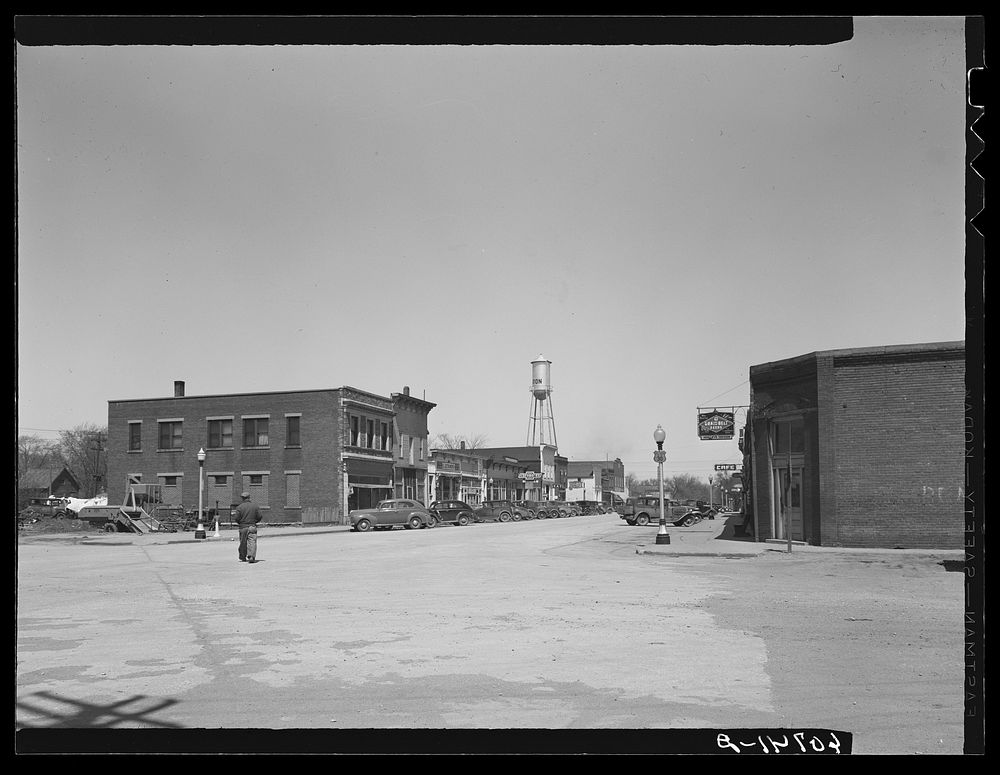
[16,17,968,483]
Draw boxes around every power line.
[700,380,750,407]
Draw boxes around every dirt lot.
[17,515,93,536]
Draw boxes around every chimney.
[174,381,185,397]
[403,386,410,396]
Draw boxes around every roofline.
[750,340,965,375]
[108,386,391,405]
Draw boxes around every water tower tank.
[531,355,552,400]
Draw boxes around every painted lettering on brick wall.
[919,485,964,501]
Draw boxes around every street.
[16,514,965,754]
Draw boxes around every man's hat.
[241,491,251,499]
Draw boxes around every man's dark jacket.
[234,501,263,528]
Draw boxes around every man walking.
[234,491,262,563]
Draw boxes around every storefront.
[345,457,393,511]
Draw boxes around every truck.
[619,495,701,527]
[77,482,191,534]
[18,496,70,526]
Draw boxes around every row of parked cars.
[348,498,610,532]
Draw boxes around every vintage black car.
[428,500,477,526]
[473,500,515,523]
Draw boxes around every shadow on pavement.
[16,689,183,729]
[715,513,756,543]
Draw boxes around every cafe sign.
[518,471,543,481]
[698,410,735,440]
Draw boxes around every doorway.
[771,464,803,540]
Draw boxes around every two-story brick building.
[744,341,965,548]
[106,381,433,525]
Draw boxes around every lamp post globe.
[653,425,670,545]
[195,448,206,539]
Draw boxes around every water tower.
[527,354,558,447]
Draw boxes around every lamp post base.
[655,528,671,545]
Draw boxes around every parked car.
[19,497,70,521]
[349,499,435,532]
[429,500,477,526]
[512,501,537,520]
[473,500,515,523]
[619,496,700,527]
[546,500,581,517]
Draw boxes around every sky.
[16,17,970,484]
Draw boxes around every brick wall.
[819,349,965,548]
[749,342,965,549]
[107,389,345,524]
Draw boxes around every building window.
[128,422,142,452]
[286,416,301,447]
[773,419,805,454]
[241,472,269,508]
[208,419,233,449]
[162,475,179,486]
[243,417,269,447]
[213,475,228,486]
[350,415,360,446]
[380,422,389,452]
[399,434,407,458]
[366,419,375,449]
[286,472,300,508]
[158,421,183,450]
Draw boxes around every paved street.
[16,514,965,754]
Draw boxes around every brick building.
[744,341,965,548]
[106,381,433,525]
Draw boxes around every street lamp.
[195,448,206,539]
[653,425,670,545]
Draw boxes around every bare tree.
[57,423,108,498]
[668,473,710,502]
[430,432,490,450]
[17,435,60,479]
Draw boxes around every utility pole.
[89,434,105,498]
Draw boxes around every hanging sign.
[698,410,735,440]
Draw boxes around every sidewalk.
[20,522,353,547]
[635,513,964,558]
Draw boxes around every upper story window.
[366,419,376,449]
[380,422,389,452]
[128,422,142,452]
[773,419,805,455]
[243,416,269,447]
[350,415,360,446]
[158,420,183,451]
[208,418,233,449]
[286,415,301,447]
